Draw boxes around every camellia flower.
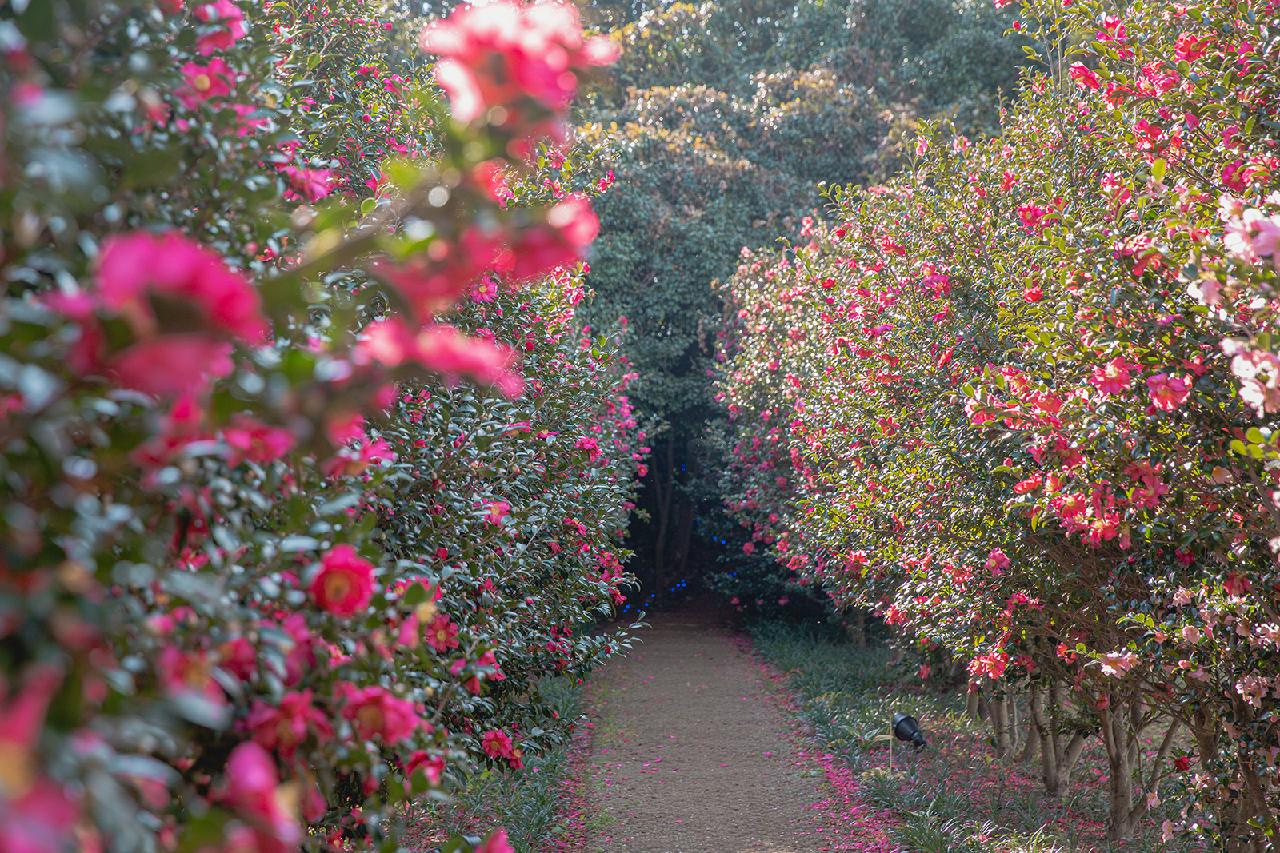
[246,690,333,758]
[220,742,302,851]
[224,414,295,465]
[94,230,266,341]
[178,58,236,107]
[425,614,460,653]
[419,0,617,137]
[984,548,1010,576]
[309,545,375,616]
[1068,62,1100,91]
[279,165,335,202]
[1098,651,1139,677]
[968,650,1009,680]
[476,830,516,853]
[1089,356,1133,395]
[484,499,510,525]
[193,0,247,55]
[481,728,516,760]
[1146,372,1190,411]
[339,684,418,744]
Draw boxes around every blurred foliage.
[575,0,1025,598]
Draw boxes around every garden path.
[581,608,830,852]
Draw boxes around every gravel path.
[582,610,829,852]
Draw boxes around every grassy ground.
[749,621,1194,853]
[402,677,587,852]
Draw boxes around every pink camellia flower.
[112,336,235,396]
[1146,373,1190,411]
[97,231,266,342]
[406,750,446,786]
[425,614,460,653]
[177,58,236,107]
[481,728,516,760]
[476,830,516,853]
[1222,203,1280,268]
[220,742,302,851]
[1098,651,1139,677]
[1090,356,1133,395]
[1173,32,1208,63]
[339,684,419,744]
[309,544,375,616]
[967,650,1009,680]
[574,436,601,462]
[484,500,510,525]
[417,324,525,398]
[279,165,335,202]
[1068,62,1100,91]
[419,0,617,129]
[193,0,247,55]
[509,194,600,282]
[1017,203,1051,235]
[470,275,500,303]
[984,548,1010,576]
[157,645,225,705]
[224,414,295,465]
[245,690,333,758]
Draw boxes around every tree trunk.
[649,433,675,603]
[1029,679,1088,797]
[990,692,1014,757]
[965,687,981,720]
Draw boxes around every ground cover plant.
[0,0,643,850]
[750,620,1196,852]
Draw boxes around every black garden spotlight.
[892,711,927,750]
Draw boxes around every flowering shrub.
[0,0,642,850]
[717,0,1278,845]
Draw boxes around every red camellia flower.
[481,728,515,760]
[309,544,375,616]
[339,684,419,744]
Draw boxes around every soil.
[582,607,830,852]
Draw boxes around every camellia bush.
[0,0,643,851]
[717,0,1278,846]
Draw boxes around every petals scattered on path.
[574,610,901,852]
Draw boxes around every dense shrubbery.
[1,0,642,850]
[718,0,1278,846]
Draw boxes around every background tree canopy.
[576,0,1026,600]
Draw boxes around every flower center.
[323,572,352,601]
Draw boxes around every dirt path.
[581,609,831,852]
